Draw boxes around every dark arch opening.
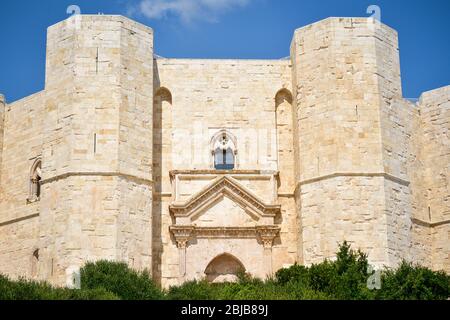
[205,253,245,283]
[275,88,293,108]
[29,159,42,201]
[155,87,172,105]
[31,249,39,277]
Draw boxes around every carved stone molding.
[169,225,281,247]
[256,226,280,249]
[169,170,279,181]
[170,226,195,248]
[170,176,281,219]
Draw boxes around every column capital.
[170,225,195,248]
[256,226,280,249]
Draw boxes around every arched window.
[31,249,39,277]
[28,159,42,202]
[212,132,236,170]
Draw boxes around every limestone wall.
[410,86,450,272]
[291,18,384,180]
[417,86,450,225]
[379,94,418,266]
[0,92,46,279]
[116,17,154,272]
[299,176,388,265]
[154,59,292,171]
[274,89,299,267]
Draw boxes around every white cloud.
[131,0,252,23]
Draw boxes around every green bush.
[1,243,448,300]
[282,280,333,300]
[65,287,120,300]
[0,274,118,300]
[218,275,293,300]
[375,261,450,300]
[0,275,58,300]
[166,280,220,300]
[166,273,333,300]
[275,264,309,285]
[80,260,163,300]
[275,242,373,300]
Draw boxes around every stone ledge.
[41,172,153,186]
[296,172,410,188]
[0,213,39,227]
[411,218,450,228]
[170,170,279,180]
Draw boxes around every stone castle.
[0,15,448,287]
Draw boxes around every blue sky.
[0,0,449,102]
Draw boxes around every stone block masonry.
[0,15,448,287]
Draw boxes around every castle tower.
[290,18,411,268]
[38,15,154,284]
[410,86,450,272]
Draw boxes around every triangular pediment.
[193,194,256,227]
[170,176,280,221]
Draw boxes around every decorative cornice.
[170,170,279,180]
[41,172,153,186]
[170,176,280,218]
[170,225,281,243]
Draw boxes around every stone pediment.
[169,176,281,222]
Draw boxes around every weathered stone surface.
[0,16,448,288]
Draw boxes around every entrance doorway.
[204,253,245,283]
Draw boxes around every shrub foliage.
[80,260,163,300]
[0,274,118,300]
[0,242,448,300]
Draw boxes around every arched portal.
[204,253,245,283]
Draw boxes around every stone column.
[257,226,279,276]
[176,239,188,278]
[170,226,194,281]
[262,240,274,275]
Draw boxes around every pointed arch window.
[28,159,42,203]
[212,132,236,170]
